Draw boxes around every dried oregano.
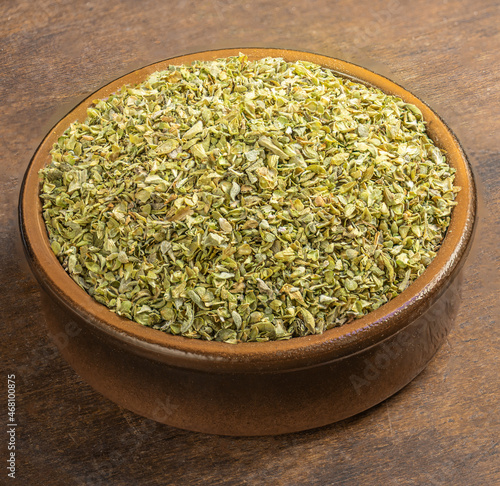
[39,54,460,343]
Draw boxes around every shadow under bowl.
[19,48,476,436]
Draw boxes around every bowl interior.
[20,48,476,372]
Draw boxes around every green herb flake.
[39,55,459,343]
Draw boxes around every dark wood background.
[1,1,498,484]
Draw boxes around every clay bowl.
[20,48,476,436]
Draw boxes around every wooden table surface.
[1,1,498,484]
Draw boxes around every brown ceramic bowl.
[20,48,476,436]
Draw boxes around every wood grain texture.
[1,0,498,484]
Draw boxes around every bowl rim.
[19,47,476,373]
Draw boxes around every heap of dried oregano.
[39,54,459,343]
